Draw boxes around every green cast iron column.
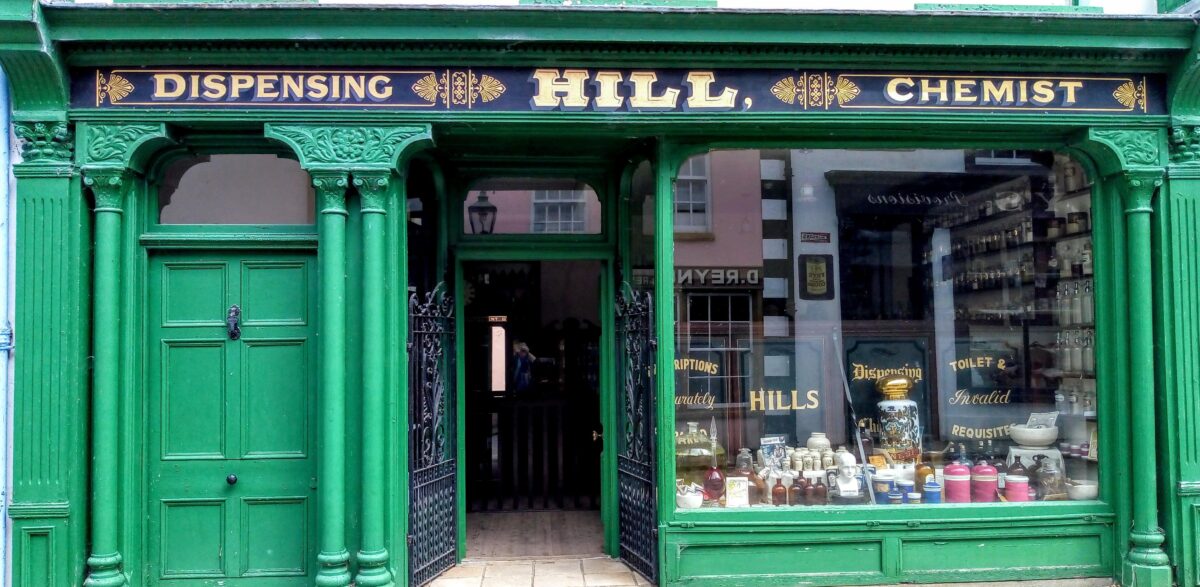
[81,170,130,587]
[1121,171,1172,575]
[314,171,354,587]
[354,170,395,587]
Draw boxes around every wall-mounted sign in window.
[798,254,835,300]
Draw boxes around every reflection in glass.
[673,149,1098,509]
[463,178,602,235]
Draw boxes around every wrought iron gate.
[408,282,457,587]
[615,282,658,583]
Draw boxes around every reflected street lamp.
[468,192,498,235]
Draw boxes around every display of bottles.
[915,460,935,494]
[810,478,827,506]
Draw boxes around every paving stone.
[583,571,637,586]
[580,559,630,574]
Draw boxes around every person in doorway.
[512,340,536,392]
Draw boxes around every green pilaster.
[9,122,85,587]
[1079,129,1172,586]
[313,170,354,587]
[80,169,130,587]
[354,169,396,587]
[653,142,679,541]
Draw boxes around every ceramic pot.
[807,432,832,452]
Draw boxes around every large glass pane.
[158,154,315,225]
[463,178,602,235]
[673,149,1097,510]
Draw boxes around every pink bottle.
[944,462,972,503]
[971,462,999,503]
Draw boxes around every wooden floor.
[466,510,604,559]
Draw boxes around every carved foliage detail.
[268,126,424,167]
[1170,126,1200,165]
[14,122,73,163]
[1091,129,1161,168]
[353,172,392,212]
[83,171,130,211]
[85,124,163,165]
[311,172,350,214]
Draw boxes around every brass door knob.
[592,430,602,442]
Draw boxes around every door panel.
[148,252,317,586]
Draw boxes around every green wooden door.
[146,252,318,586]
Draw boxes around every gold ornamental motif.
[1112,78,1147,112]
[770,77,800,105]
[96,72,135,105]
[411,70,508,108]
[412,74,441,104]
[475,74,506,103]
[769,73,859,109]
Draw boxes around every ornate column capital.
[14,121,73,165]
[352,171,392,214]
[1074,128,1165,178]
[265,124,433,172]
[82,170,133,214]
[311,171,350,216]
[1116,169,1164,215]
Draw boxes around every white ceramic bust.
[835,451,861,497]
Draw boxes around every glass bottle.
[734,448,766,505]
[772,477,788,506]
[974,440,988,466]
[1070,281,1084,325]
[1083,334,1096,375]
[915,460,935,494]
[811,478,827,506]
[1070,332,1083,375]
[1082,280,1094,324]
[702,439,726,503]
[1007,455,1028,478]
[789,475,807,506]
[1082,243,1094,276]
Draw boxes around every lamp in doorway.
[468,191,498,234]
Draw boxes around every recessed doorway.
[461,260,606,559]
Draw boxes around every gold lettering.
[307,75,329,100]
[628,72,680,110]
[685,72,737,109]
[982,80,1014,104]
[952,79,976,104]
[189,74,201,99]
[919,78,949,104]
[1060,81,1083,105]
[806,389,820,409]
[345,75,366,101]
[202,74,227,99]
[531,69,591,109]
[282,75,304,100]
[229,74,255,99]
[592,71,624,110]
[153,74,186,99]
[1031,80,1056,105]
[886,77,914,103]
[1018,80,1028,103]
[369,75,393,100]
[257,74,279,99]
[749,389,765,412]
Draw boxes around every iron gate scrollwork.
[615,282,658,583]
[409,282,457,587]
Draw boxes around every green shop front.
[6,5,1200,587]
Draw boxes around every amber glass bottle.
[772,477,788,506]
[789,476,808,506]
[811,478,828,505]
[915,460,935,494]
[733,448,766,505]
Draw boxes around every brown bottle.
[1007,455,1027,477]
[803,480,816,505]
[771,477,788,506]
[789,476,808,506]
[811,478,828,505]
[915,460,935,494]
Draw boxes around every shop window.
[675,155,711,233]
[531,189,589,233]
[158,154,315,225]
[463,178,601,235]
[674,149,1098,510]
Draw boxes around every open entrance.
[462,260,605,559]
